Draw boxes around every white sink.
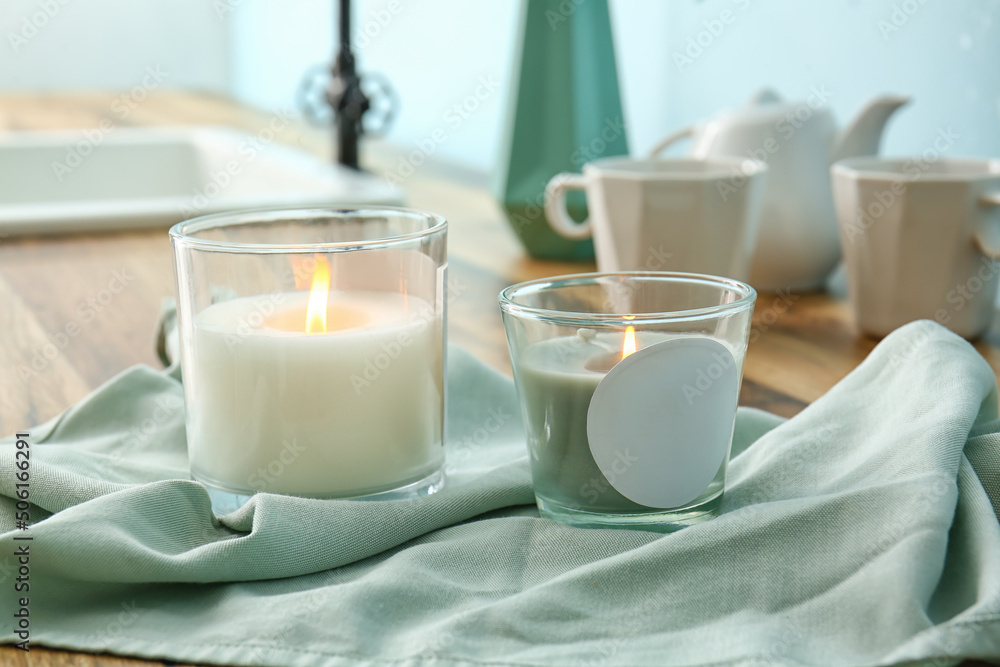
[0,127,403,235]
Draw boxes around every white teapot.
[650,88,909,291]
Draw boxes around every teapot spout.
[830,95,910,164]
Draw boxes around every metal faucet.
[299,0,396,170]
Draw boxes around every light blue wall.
[649,0,1000,161]
[229,0,1000,172]
[0,0,230,92]
[229,0,334,112]
[229,0,517,171]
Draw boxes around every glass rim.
[585,156,767,180]
[832,157,1000,182]
[168,205,447,254]
[498,271,757,325]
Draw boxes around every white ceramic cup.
[832,157,1000,338]
[544,157,767,280]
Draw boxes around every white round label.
[586,337,739,508]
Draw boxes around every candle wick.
[575,328,617,353]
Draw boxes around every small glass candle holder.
[170,207,446,507]
[499,272,756,531]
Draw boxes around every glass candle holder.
[170,207,447,505]
[499,272,756,531]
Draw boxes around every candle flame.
[305,254,330,333]
[622,326,637,360]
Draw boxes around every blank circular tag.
[587,337,739,508]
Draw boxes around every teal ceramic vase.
[494,0,630,261]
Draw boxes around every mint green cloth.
[2,320,1000,666]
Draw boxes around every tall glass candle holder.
[499,272,755,531]
[170,207,446,506]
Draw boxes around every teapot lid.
[711,89,832,126]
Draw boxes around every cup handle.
[647,126,694,157]
[544,173,591,240]
[974,192,1000,258]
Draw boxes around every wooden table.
[1,93,997,667]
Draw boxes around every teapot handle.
[647,126,694,158]
[973,192,1000,258]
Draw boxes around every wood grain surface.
[0,92,996,667]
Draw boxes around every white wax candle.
[186,290,443,497]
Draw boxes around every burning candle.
[500,272,756,531]
[518,327,654,515]
[517,328,745,521]
[185,254,444,498]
